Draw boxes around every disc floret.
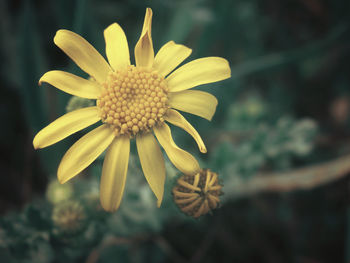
[97,65,169,136]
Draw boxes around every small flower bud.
[172,169,223,218]
[52,201,86,234]
[46,180,73,204]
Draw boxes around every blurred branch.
[225,153,350,197]
[231,24,349,79]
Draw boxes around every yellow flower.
[33,8,231,212]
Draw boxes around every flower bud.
[172,169,223,218]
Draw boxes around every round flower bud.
[46,180,73,204]
[172,169,223,218]
[52,201,86,234]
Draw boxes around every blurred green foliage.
[1,0,350,262]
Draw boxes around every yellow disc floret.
[97,65,169,136]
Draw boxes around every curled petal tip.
[57,177,65,184]
[57,170,69,184]
[100,199,120,213]
[100,202,117,213]
[57,175,71,185]
[53,29,63,44]
[38,73,48,86]
[54,29,66,37]
[200,147,207,154]
[146,7,153,14]
[32,134,42,149]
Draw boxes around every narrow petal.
[33,106,101,149]
[169,90,218,121]
[39,70,101,98]
[153,41,192,77]
[166,57,231,92]
[100,135,130,212]
[54,29,112,83]
[136,132,165,207]
[154,123,199,175]
[134,8,154,68]
[57,124,114,184]
[104,23,130,71]
[165,109,207,153]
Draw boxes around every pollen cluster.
[172,169,223,218]
[97,65,169,136]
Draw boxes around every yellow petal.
[104,23,130,71]
[154,123,199,175]
[136,132,165,207]
[39,70,101,98]
[166,57,231,92]
[165,109,206,153]
[57,124,114,184]
[33,106,101,149]
[100,135,130,212]
[54,29,111,83]
[169,90,218,121]
[153,41,192,77]
[134,8,154,68]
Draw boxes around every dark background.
[0,0,350,262]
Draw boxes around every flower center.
[97,65,169,136]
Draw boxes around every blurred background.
[1,0,350,262]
